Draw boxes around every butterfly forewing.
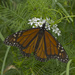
[17,29,39,48]
[45,31,58,56]
[4,28,39,48]
[45,30,68,63]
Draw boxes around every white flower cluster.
[28,17,61,36]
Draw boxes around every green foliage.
[0,0,75,75]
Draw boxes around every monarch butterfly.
[4,23,69,63]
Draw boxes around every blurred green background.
[0,0,75,75]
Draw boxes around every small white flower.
[53,28,61,36]
[34,22,38,26]
[28,19,32,21]
[32,26,35,28]
[28,17,61,36]
[35,22,42,27]
[28,19,34,25]
[55,24,58,27]
[28,22,33,25]
[51,25,57,32]
[48,25,51,30]
[46,17,50,21]
[28,17,41,25]
[32,17,39,22]
[55,28,59,33]
[57,31,61,36]
[36,18,40,21]
[42,20,46,23]
[45,23,51,30]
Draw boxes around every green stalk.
[1,46,10,75]
[66,60,72,75]
[0,32,11,75]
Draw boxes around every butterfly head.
[42,22,46,30]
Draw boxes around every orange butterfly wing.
[44,30,68,62]
[4,24,69,63]
[35,34,47,61]
[4,28,39,56]
[34,30,68,62]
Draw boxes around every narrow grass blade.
[66,60,72,75]
[0,32,4,41]
[1,46,10,75]
[60,60,72,75]
[30,68,35,75]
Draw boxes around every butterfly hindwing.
[35,34,47,61]
[21,33,38,57]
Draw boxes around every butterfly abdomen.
[34,29,45,52]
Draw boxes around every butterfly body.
[4,23,69,63]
